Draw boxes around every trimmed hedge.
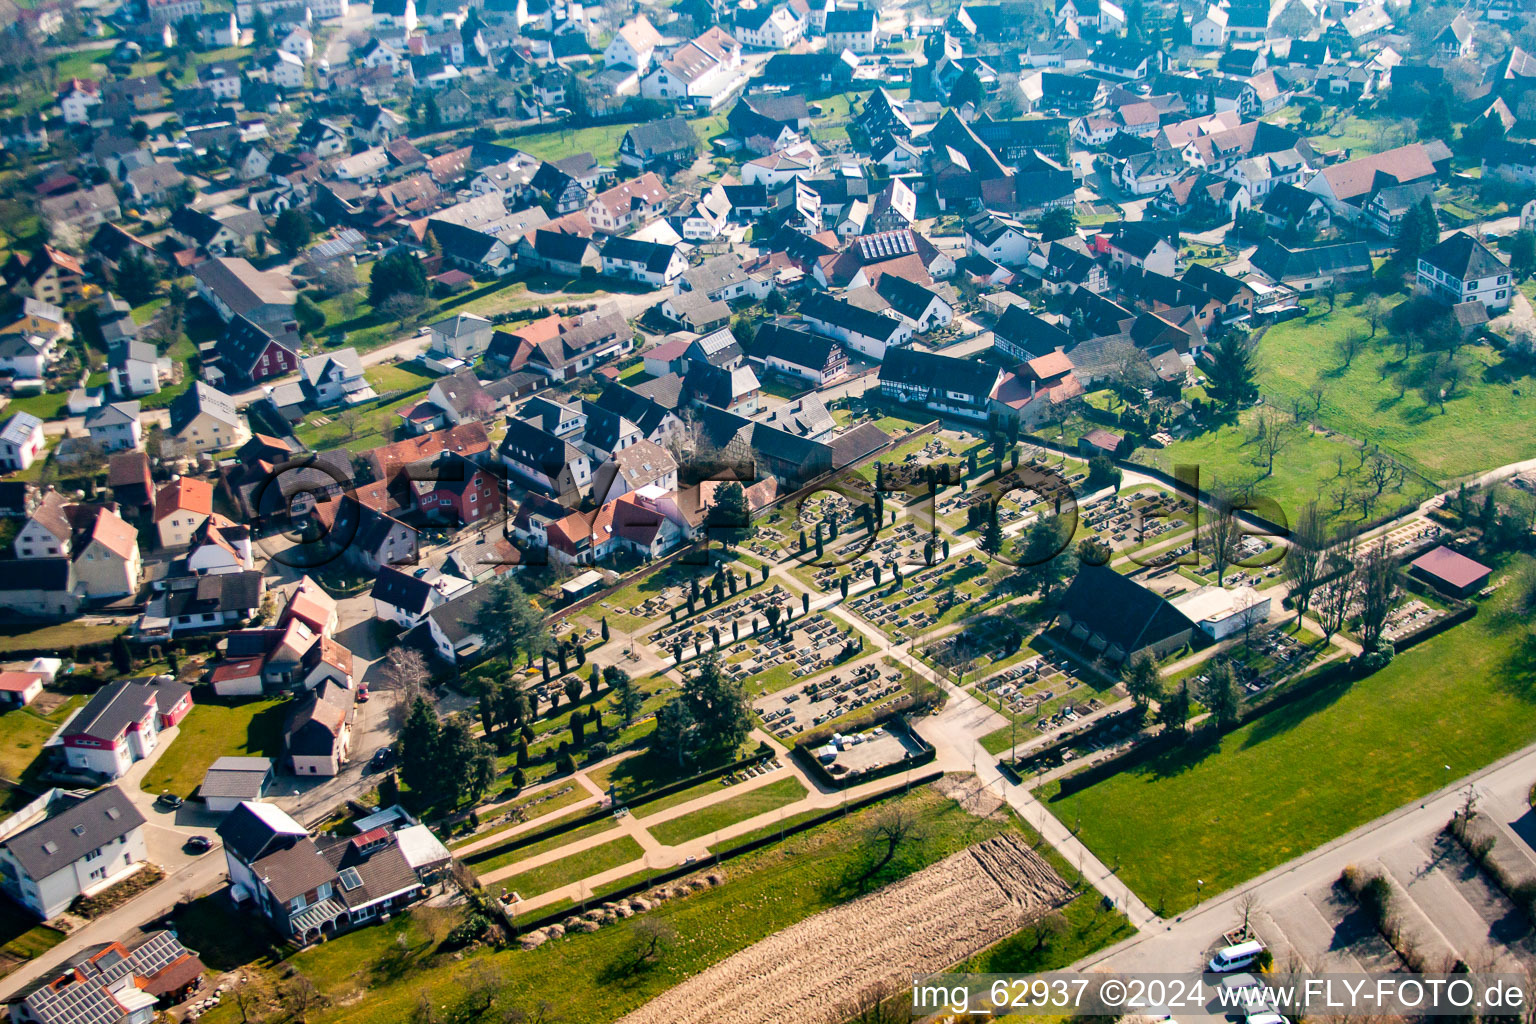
[791,714,936,791]
[499,770,946,936]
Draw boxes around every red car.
[356,687,370,702]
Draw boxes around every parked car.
[155,792,184,810]
[185,835,212,853]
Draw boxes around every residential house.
[0,787,150,919]
[799,291,914,360]
[0,412,45,471]
[370,565,471,627]
[216,800,442,944]
[284,680,353,775]
[1416,231,1512,313]
[83,402,142,453]
[59,677,194,779]
[601,236,687,285]
[154,477,214,549]
[877,347,1002,423]
[824,7,877,52]
[168,382,249,454]
[618,117,700,172]
[749,323,848,385]
[140,571,263,636]
[427,312,494,362]
[299,349,375,407]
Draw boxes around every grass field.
[0,695,80,782]
[1042,554,1536,916]
[493,833,645,898]
[203,785,1012,1024]
[1143,404,1432,528]
[502,113,727,166]
[363,361,436,394]
[465,814,620,877]
[293,389,428,452]
[645,776,808,847]
[139,697,287,798]
[1252,296,1536,481]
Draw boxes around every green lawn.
[139,697,287,798]
[218,786,1012,1024]
[493,833,645,899]
[293,389,428,452]
[1252,296,1536,481]
[1144,405,1431,528]
[645,776,808,847]
[364,362,437,394]
[0,695,80,782]
[5,390,71,422]
[464,814,620,877]
[504,112,727,166]
[1042,554,1536,917]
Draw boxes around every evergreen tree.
[1204,332,1258,412]
[1123,653,1162,712]
[1394,196,1439,264]
[272,207,313,257]
[399,696,441,799]
[681,653,752,756]
[705,482,754,549]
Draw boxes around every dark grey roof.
[0,787,145,880]
[751,323,838,371]
[427,585,493,646]
[879,347,1000,400]
[594,382,676,437]
[601,235,679,274]
[623,116,698,155]
[829,421,892,468]
[371,565,440,615]
[1250,239,1371,281]
[800,292,906,342]
[1057,565,1196,654]
[996,307,1071,357]
[158,571,262,617]
[216,800,308,864]
[1419,231,1508,281]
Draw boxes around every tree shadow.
[1237,675,1355,748]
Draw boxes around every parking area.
[812,725,925,779]
[1245,809,1536,978]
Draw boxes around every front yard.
[139,696,288,798]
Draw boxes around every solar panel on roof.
[338,867,364,891]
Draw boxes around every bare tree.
[621,918,677,975]
[1251,407,1294,477]
[230,973,272,1024]
[1362,294,1385,338]
[862,804,922,881]
[1354,544,1400,651]
[283,975,324,1024]
[1203,490,1243,585]
[837,978,908,1024]
[456,960,505,1018]
[1282,502,1329,621]
[1315,539,1358,639]
[381,291,426,329]
[1334,329,1365,369]
[381,646,430,725]
[1362,453,1406,500]
[1236,891,1263,936]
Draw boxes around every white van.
[1207,940,1264,973]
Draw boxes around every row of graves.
[849,554,992,640]
[757,659,908,741]
[719,612,853,690]
[650,583,796,656]
[1079,488,1192,552]
[973,650,1107,734]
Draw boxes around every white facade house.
[1191,5,1228,46]
[0,787,149,919]
[1416,231,1513,313]
[603,15,661,71]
